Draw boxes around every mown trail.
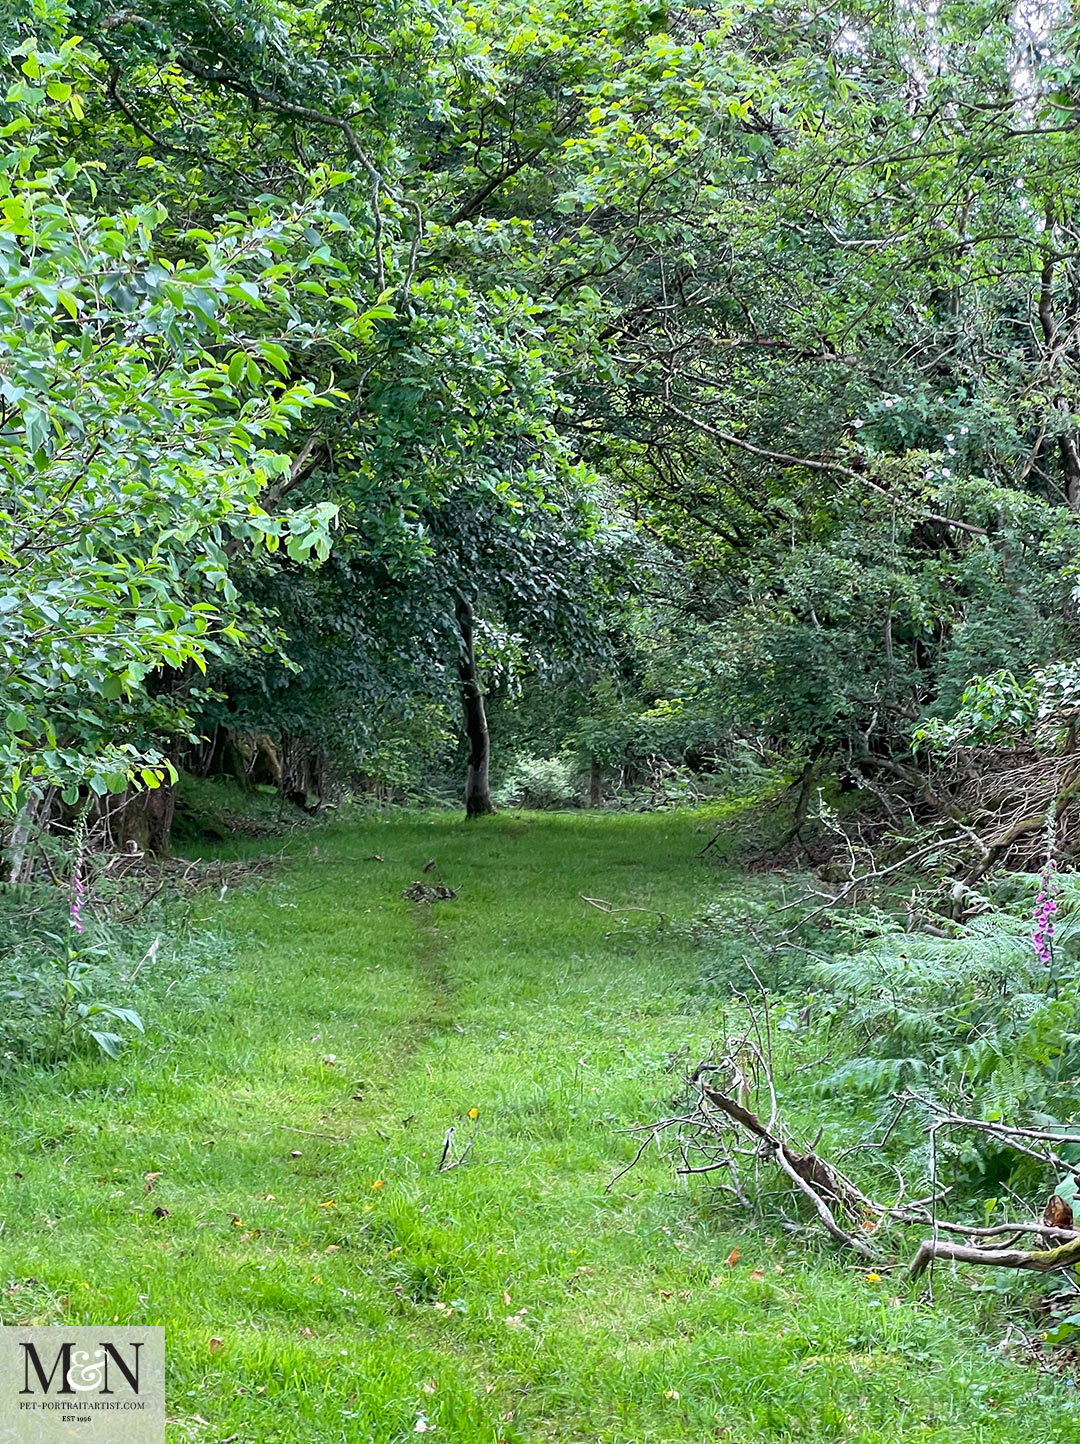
[1,811,1076,1443]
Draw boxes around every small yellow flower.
[372,1179,385,1190]
[865,1272,881,1283]
[468,1107,479,1120]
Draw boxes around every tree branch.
[657,398,988,538]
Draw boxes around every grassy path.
[1,811,1077,1442]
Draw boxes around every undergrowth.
[0,851,233,1071]
[172,773,318,845]
[682,855,1080,1348]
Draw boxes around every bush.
[493,756,581,809]
[688,865,1080,1203]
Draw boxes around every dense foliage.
[6,0,1080,831]
[11,2,1080,1380]
[2,0,1080,824]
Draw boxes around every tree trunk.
[779,756,817,849]
[589,760,603,808]
[3,787,55,883]
[116,777,177,856]
[456,596,494,818]
[279,733,321,812]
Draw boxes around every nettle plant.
[0,31,359,814]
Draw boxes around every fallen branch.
[909,1234,1080,1278]
[627,1000,1080,1283]
[274,1123,344,1143]
[580,894,666,930]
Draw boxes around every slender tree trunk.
[780,755,817,849]
[456,596,494,818]
[589,760,603,808]
[4,787,54,883]
[116,776,177,856]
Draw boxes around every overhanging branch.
[657,398,988,538]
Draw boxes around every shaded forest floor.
[1,809,1077,1442]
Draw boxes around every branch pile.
[625,1003,1080,1280]
[836,745,1080,893]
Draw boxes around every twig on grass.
[438,1116,481,1172]
[580,894,666,930]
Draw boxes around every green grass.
[1,809,1077,1442]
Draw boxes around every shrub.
[493,756,581,809]
[689,867,1080,1195]
[805,882,1080,1197]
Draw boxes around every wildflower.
[1032,859,1060,966]
[70,803,89,935]
[372,1179,385,1189]
[70,862,84,935]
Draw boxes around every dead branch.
[909,1234,1080,1278]
[628,999,1080,1283]
[580,894,666,929]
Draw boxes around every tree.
[15,0,1080,836]
[63,0,638,815]
[455,596,493,816]
[0,25,345,833]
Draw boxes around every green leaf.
[86,1029,122,1059]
